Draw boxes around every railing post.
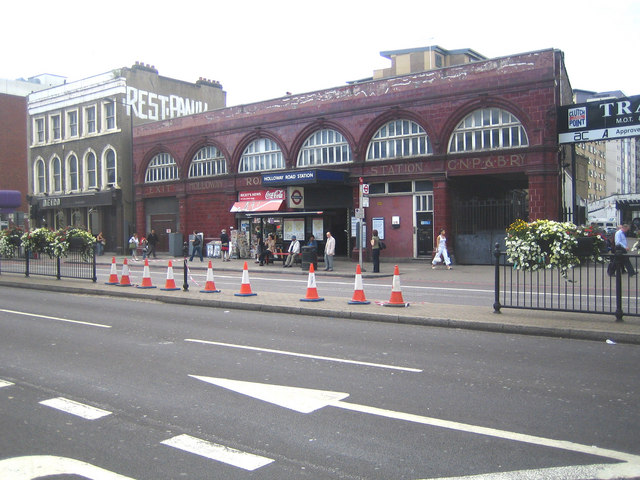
[56,255,61,280]
[614,249,624,322]
[25,249,30,277]
[92,243,98,283]
[183,257,189,291]
[493,242,502,313]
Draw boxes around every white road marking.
[0,308,111,328]
[39,397,112,420]
[191,376,640,465]
[0,455,135,479]
[419,462,640,479]
[185,338,422,372]
[0,379,14,388]
[161,434,274,471]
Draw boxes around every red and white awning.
[230,199,284,213]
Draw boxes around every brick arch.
[359,109,436,160]
[139,145,182,184]
[439,96,534,152]
[289,119,357,169]
[231,130,289,174]
[183,138,231,176]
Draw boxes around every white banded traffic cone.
[383,265,408,307]
[105,257,119,285]
[160,260,181,291]
[348,264,370,304]
[200,260,221,293]
[234,261,257,296]
[136,258,156,289]
[117,258,132,287]
[300,263,324,302]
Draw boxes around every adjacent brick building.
[132,48,572,263]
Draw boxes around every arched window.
[297,129,352,166]
[189,146,227,177]
[67,154,79,191]
[51,157,62,193]
[85,152,98,189]
[145,152,179,183]
[366,120,432,160]
[448,108,528,153]
[35,158,46,194]
[105,149,117,187]
[239,138,283,173]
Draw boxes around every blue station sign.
[262,169,349,186]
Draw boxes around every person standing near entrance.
[324,231,335,271]
[146,229,159,258]
[432,228,452,270]
[189,230,203,262]
[128,233,139,261]
[220,229,230,261]
[370,229,381,273]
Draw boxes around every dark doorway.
[150,214,177,252]
[416,212,434,256]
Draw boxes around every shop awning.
[230,199,284,213]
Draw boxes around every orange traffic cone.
[105,257,119,285]
[136,258,156,289]
[348,264,370,304]
[160,260,181,291]
[300,263,324,302]
[200,261,221,293]
[383,265,409,307]
[234,261,257,296]
[117,258,132,287]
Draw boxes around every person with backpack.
[189,230,203,262]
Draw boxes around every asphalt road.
[1,287,639,479]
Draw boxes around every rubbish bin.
[301,245,317,270]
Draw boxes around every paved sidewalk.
[1,253,639,345]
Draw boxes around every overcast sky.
[2,0,638,106]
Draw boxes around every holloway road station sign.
[558,94,640,144]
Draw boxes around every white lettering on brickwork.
[126,87,209,121]
[447,154,525,170]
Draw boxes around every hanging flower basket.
[505,219,604,277]
[0,226,24,257]
[21,228,55,257]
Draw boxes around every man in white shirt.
[284,235,301,267]
[612,224,636,277]
[324,231,335,271]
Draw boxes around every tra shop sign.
[238,189,285,201]
[558,94,640,143]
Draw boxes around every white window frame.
[50,114,61,142]
[448,108,529,153]
[297,129,352,167]
[34,158,47,194]
[103,101,116,131]
[34,117,45,145]
[66,109,78,138]
[51,156,63,193]
[66,154,80,192]
[104,148,117,187]
[188,146,227,177]
[145,152,179,183]
[366,119,432,161]
[84,105,96,135]
[239,138,283,173]
[85,151,98,189]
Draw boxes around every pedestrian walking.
[324,231,335,271]
[608,224,637,277]
[146,229,159,258]
[432,229,452,270]
[189,230,203,262]
[370,229,381,273]
[220,228,230,261]
[96,232,105,256]
[128,233,139,261]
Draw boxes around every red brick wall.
[0,94,28,213]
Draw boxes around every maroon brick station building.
[132,48,572,264]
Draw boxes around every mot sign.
[558,94,640,144]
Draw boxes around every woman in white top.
[432,229,452,269]
[129,233,139,261]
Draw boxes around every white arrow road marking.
[191,376,640,465]
[0,308,111,328]
[39,397,112,420]
[419,462,640,479]
[185,339,422,372]
[0,379,14,388]
[161,434,274,471]
[0,455,135,479]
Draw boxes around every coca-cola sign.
[239,189,285,201]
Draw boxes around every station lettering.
[447,154,525,171]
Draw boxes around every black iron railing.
[494,244,638,322]
[0,246,97,282]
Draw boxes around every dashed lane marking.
[0,308,111,328]
[0,379,15,388]
[161,434,274,471]
[39,397,112,420]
